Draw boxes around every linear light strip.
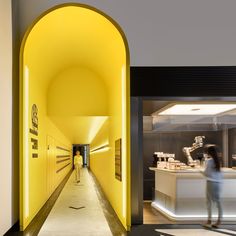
[152,202,236,219]
[156,104,236,116]
[90,146,110,154]
[90,144,109,152]
[121,65,127,219]
[24,66,29,218]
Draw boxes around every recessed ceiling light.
[153,104,236,116]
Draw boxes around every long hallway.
[38,168,123,236]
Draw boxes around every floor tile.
[38,168,112,236]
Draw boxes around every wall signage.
[115,138,122,181]
[30,104,38,158]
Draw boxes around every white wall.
[18,0,236,66]
[0,0,13,235]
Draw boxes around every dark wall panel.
[131,67,236,97]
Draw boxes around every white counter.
[149,167,236,221]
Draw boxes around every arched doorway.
[20,3,130,231]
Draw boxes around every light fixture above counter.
[145,102,236,132]
[152,103,236,116]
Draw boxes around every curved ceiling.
[47,67,108,116]
[24,5,126,92]
[23,5,127,144]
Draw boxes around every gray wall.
[143,131,223,200]
[17,0,236,66]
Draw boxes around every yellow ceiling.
[24,6,126,92]
[47,67,108,116]
[23,5,127,144]
[49,116,108,144]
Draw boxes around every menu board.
[115,139,122,181]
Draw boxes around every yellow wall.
[21,61,72,229]
[90,60,129,229]
[90,117,125,222]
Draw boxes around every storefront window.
[143,101,236,200]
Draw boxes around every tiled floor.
[143,201,174,224]
[128,224,236,236]
[142,201,236,235]
[155,228,236,236]
[143,201,206,225]
[38,168,113,236]
[5,169,236,236]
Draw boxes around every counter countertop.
[149,167,236,174]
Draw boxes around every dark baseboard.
[88,169,127,235]
[4,221,21,235]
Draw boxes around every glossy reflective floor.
[143,201,207,225]
[155,228,236,235]
[143,201,173,224]
[141,202,236,236]
[39,168,122,236]
[5,168,126,236]
[5,169,236,236]
[143,200,236,225]
[129,225,236,236]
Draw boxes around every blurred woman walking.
[202,145,223,228]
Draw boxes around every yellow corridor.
[20,4,130,231]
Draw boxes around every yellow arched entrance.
[20,4,130,231]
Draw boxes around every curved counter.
[149,167,236,221]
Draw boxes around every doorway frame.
[73,144,90,168]
[19,3,130,231]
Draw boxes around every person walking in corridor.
[202,145,223,228]
[74,151,83,183]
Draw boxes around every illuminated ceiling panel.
[153,104,236,116]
